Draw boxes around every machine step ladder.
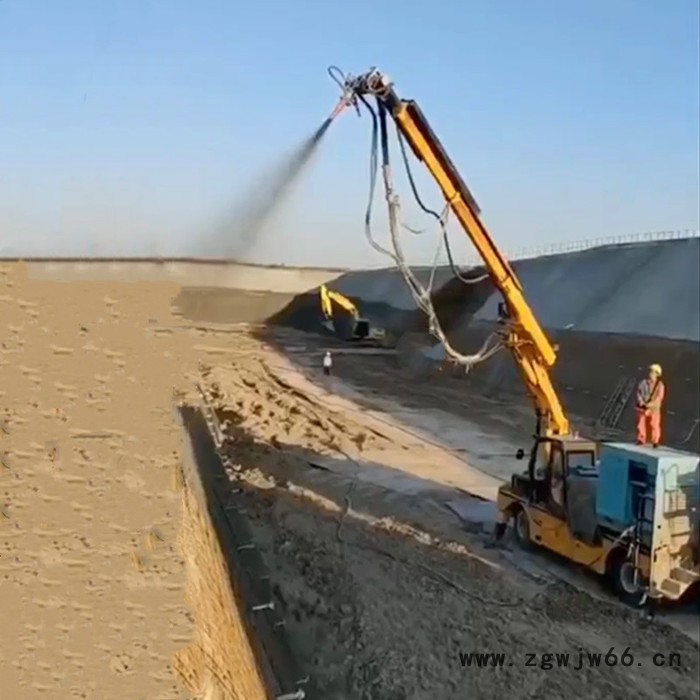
[597,376,636,431]
[630,491,655,593]
[633,491,655,548]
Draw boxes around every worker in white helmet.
[635,363,665,447]
[322,350,333,377]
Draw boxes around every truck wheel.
[608,553,648,608]
[513,508,535,550]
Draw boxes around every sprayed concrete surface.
[166,238,700,451]
[475,238,700,342]
[2,248,699,699]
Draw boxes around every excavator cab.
[324,312,371,341]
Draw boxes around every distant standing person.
[323,351,333,377]
[636,363,665,447]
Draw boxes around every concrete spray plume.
[196,118,333,259]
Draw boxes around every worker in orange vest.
[635,363,665,447]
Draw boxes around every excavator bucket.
[353,319,370,339]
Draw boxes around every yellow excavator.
[329,67,700,607]
[319,283,387,344]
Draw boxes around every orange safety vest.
[636,378,665,413]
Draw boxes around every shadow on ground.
[253,319,700,454]
[177,404,315,699]
[186,400,700,700]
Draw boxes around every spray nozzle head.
[328,66,357,106]
[327,65,392,120]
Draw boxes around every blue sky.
[1,0,698,266]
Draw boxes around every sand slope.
[0,264,195,699]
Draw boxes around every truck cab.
[506,435,598,519]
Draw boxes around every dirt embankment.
[0,263,281,700]
[173,432,268,700]
[173,287,298,326]
[194,350,700,700]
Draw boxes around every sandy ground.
[0,265,276,699]
[2,266,698,699]
[0,265,204,699]
[173,428,269,700]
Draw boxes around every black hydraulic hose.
[395,126,488,286]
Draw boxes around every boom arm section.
[319,284,333,319]
[335,69,569,437]
[320,284,360,320]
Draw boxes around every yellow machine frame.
[497,493,651,576]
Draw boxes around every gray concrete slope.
[474,238,700,342]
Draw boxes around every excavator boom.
[319,284,336,320]
[320,284,361,319]
[332,68,569,436]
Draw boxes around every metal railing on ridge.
[464,228,700,267]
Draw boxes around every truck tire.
[608,551,648,608]
[513,508,535,551]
